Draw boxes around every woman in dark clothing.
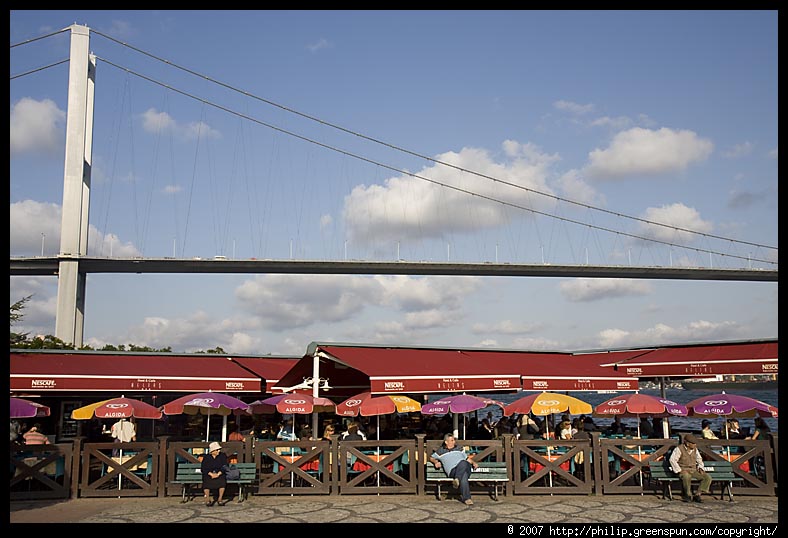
[201,441,228,506]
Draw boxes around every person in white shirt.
[668,434,712,503]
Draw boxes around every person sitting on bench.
[668,434,712,503]
[429,433,478,506]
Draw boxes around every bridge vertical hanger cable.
[181,103,206,257]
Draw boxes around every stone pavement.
[10,493,778,524]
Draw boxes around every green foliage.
[10,295,197,353]
[196,346,227,354]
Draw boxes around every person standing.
[429,433,478,506]
[23,423,50,445]
[110,417,136,457]
[668,434,711,503]
[201,441,229,506]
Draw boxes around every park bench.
[425,461,509,500]
[172,462,257,503]
[647,460,744,502]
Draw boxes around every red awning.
[278,344,636,397]
[231,357,300,393]
[598,340,778,378]
[467,351,639,392]
[10,351,262,393]
[277,345,522,397]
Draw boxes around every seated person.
[700,419,719,440]
[429,433,478,506]
[557,420,573,440]
[638,417,654,438]
[726,419,747,439]
[668,435,711,503]
[276,420,298,442]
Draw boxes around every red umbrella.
[10,397,51,419]
[336,392,422,417]
[252,393,336,415]
[594,391,687,438]
[336,392,422,442]
[594,392,687,426]
[71,396,162,491]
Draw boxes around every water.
[478,388,778,434]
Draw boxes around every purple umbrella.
[686,391,778,461]
[162,392,250,442]
[686,392,778,419]
[421,394,505,415]
[421,394,505,439]
[10,397,51,419]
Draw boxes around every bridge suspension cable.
[90,28,778,255]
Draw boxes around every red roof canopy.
[10,352,263,393]
[278,344,638,397]
[231,357,300,393]
[598,341,778,378]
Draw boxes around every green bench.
[425,461,509,501]
[647,460,744,502]
[172,462,257,503]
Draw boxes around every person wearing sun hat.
[201,441,229,506]
[668,434,712,503]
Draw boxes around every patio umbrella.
[685,391,778,460]
[336,392,421,488]
[162,392,250,442]
[253,393,336,439]
[593,392,687,438]
[71,396,162,490]
[421,393,506,439]
[593,392,687,488]
[10,397,51,419]
[336,392,422,439]
[502,391,592,487]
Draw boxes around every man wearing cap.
[201,441,229,506]
[668,435,712,503]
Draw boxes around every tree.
[10,295,32,346]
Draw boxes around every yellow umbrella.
[503,391,592,488]
[503,391,592,417]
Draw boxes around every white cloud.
[553,100,595,115]
[320,214,333,229]
[585,127,713,179]
[588,116,632,130]
[559,278,652,302]
[343,141,559,246]
[307,38,332,52]
[554,169,605,206]
[9,97,65,156]
[235,274,479,331]
[636,203,712,244]
[596,320,743,348]
[140,108,221,140]
[9,199,141,257]
[472,320,542,335]
[722,141,754,158]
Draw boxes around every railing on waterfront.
[10,433,777,501]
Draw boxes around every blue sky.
[10,10,778,356]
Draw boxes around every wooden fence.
[10,432,777,501]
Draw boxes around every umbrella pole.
[725,421,731,461]
[637,421,643,492]
[206,411,211,442]
[546,418,553,489]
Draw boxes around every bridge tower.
[54,24,96,347]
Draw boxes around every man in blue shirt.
[429,433,478,505]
